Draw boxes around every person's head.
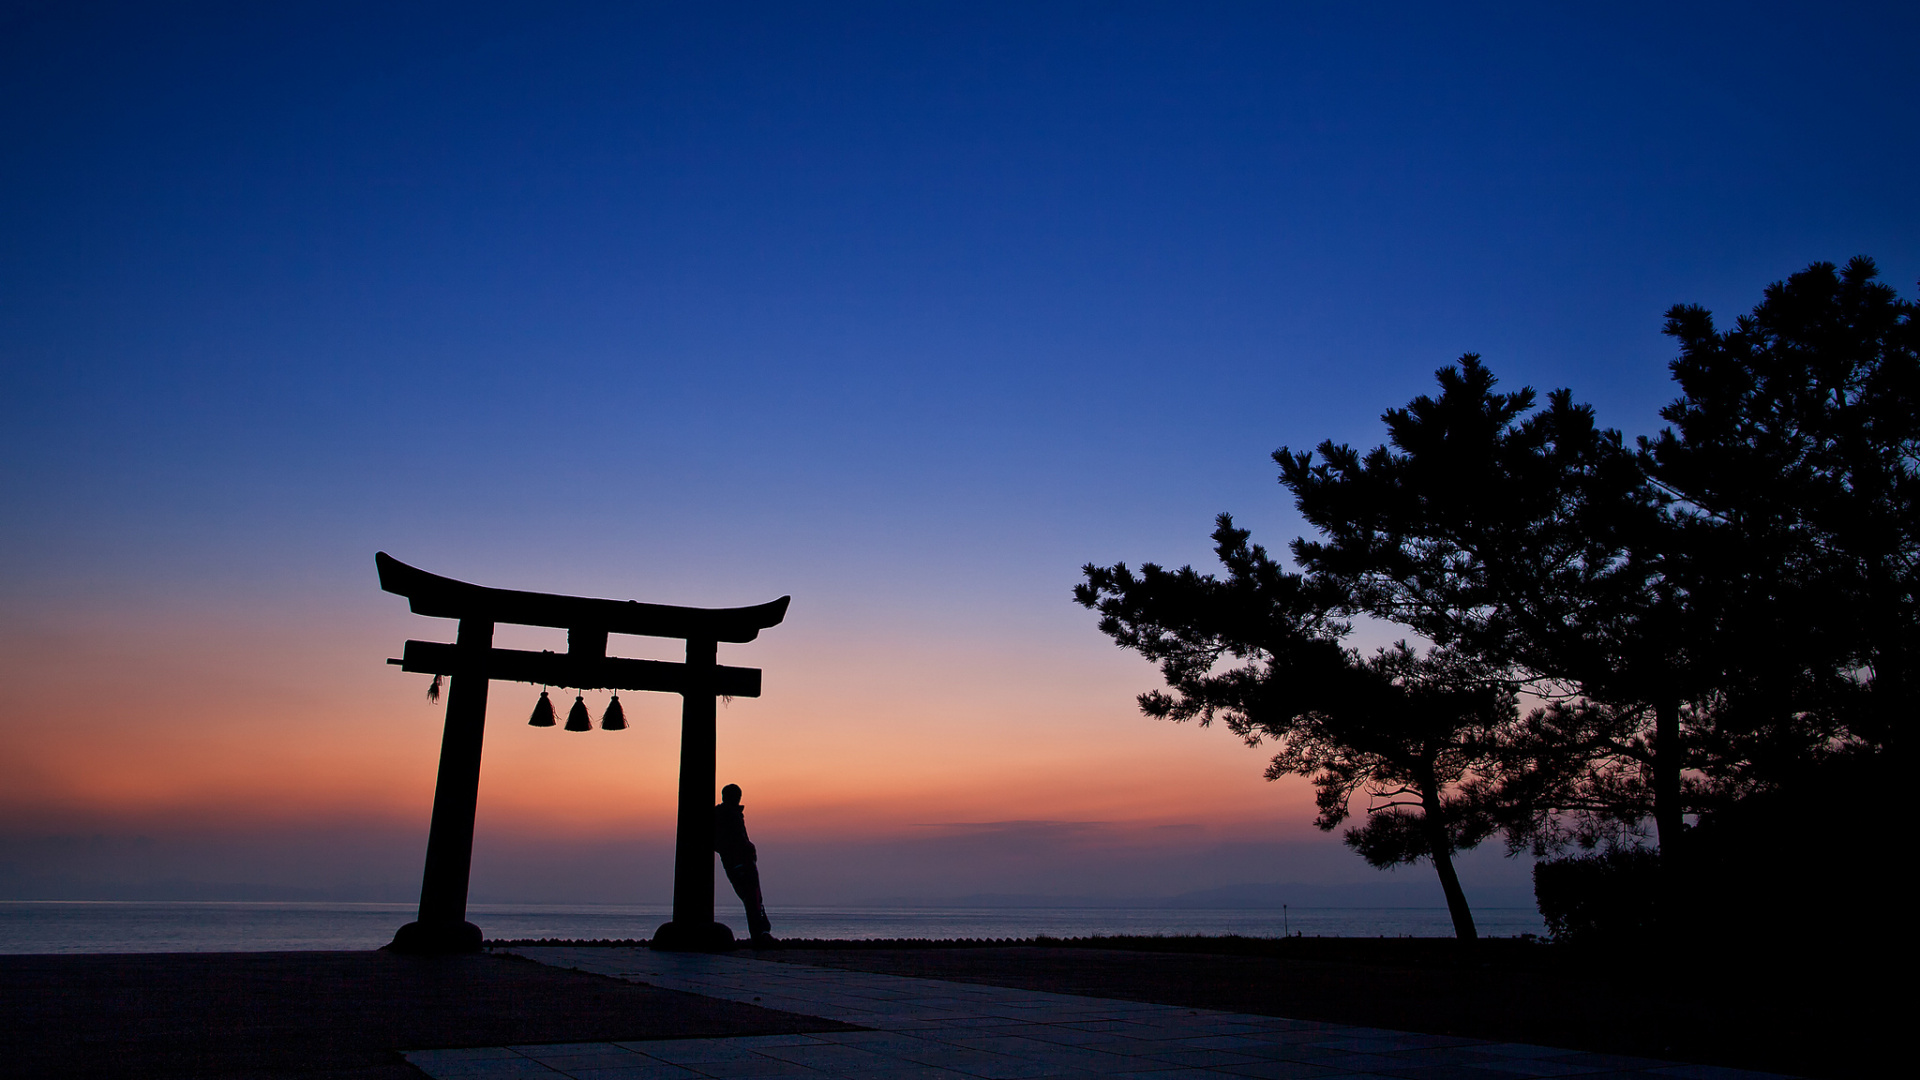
[721,783,742,805]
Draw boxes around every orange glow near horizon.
[0,594,1325,849]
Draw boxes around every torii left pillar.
[391,617,493,953]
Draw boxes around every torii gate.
[375,552,789,953]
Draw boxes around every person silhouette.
[714,783,773,945]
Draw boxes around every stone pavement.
[403,947,1793,1080]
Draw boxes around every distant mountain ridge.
[859,881,1538,910]
[0,875,412,902]
[4,877,1538,910]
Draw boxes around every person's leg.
[723,859,771,938]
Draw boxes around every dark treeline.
[1077,258,1915,944]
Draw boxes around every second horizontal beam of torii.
[390,640,764,698]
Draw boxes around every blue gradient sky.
[3,2,1915,904]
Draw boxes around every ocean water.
[0,901,1544,953]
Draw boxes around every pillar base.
[650,920,736,951]
[385,919,484,954]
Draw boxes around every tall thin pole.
[390,616,493,952]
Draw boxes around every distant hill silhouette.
[859,881,1538,909]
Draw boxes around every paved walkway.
[403,947,1790,1080]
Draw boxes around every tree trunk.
[1418,764,1478,942]
[1649,697,1687,945]
[1652,698,1683,857]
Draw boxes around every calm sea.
[0,901,1545,953]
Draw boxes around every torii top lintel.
[374,552,790,643]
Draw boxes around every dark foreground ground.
[765,937,1888,1080]
[0,950,856,1080]
[2,939,1888,1080]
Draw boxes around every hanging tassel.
[601,693,627,731]
[528,690,557,727]
[564,693,593,732]
[427,674,443,704]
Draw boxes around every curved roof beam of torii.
[375,552,790,643]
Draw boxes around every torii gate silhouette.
[375,553,789,953]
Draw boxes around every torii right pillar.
[654,636,734,950]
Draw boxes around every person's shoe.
[750,933,778,948]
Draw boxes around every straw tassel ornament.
[528,690,557,727]
[601,693,628,731]
[564,693,593,731]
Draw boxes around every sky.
[3,1,1916,908]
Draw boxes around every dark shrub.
[1533,848,1664,944]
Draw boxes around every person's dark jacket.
[714,803,756,864]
